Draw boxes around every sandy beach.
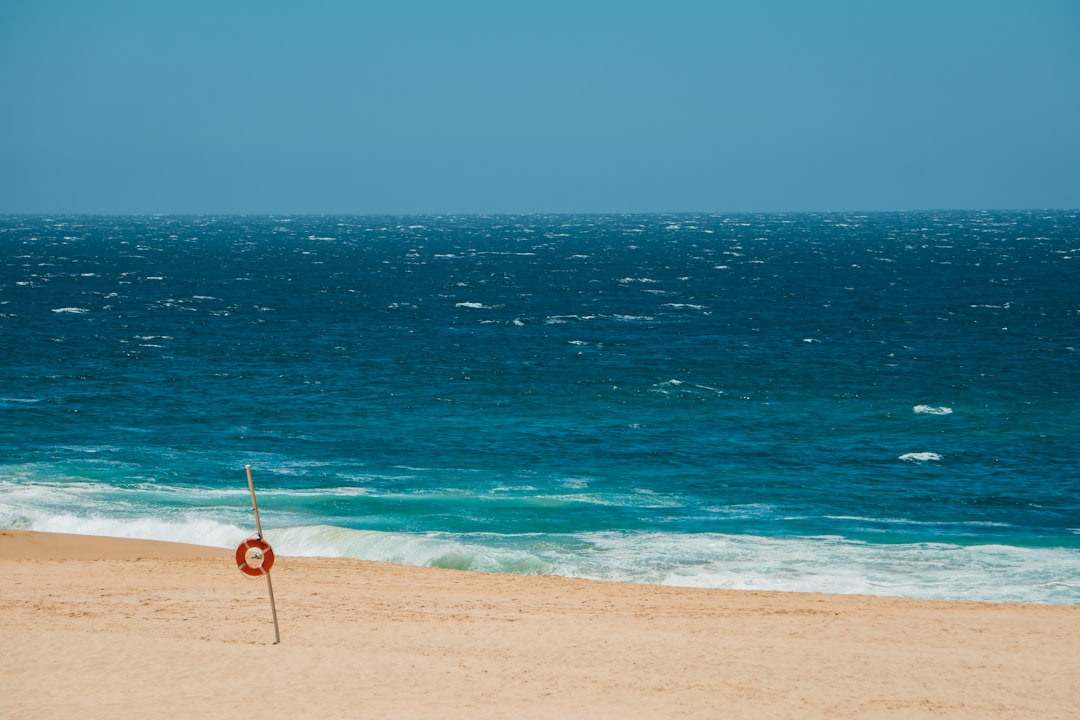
[1,530,1077,719]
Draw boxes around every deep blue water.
[2,212,1078,602]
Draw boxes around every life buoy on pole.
[235,536,275,577]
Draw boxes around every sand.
[1,530,1077,719]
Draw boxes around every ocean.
[2,211,1078,604]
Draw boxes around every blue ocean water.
[1,212,1078,603]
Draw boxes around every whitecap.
[899,452,943,463]
[914,405,953,415]
[546,315,596,324]
[0,398,42,409]
[51,307,89,314]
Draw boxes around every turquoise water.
[2,212,1078,603]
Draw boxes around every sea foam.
[899,452,943,463]
[267,526,1080,604]
[914,405,953,415]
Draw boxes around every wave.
[661,303,707,310]
[824,515,1009,528]
[22,513,246,549]
[210,523,1080,605]
[0,397,43,408]
[2,492,1077,603]
[3,452,1078,605]
[455,302,497,309]
[914,405,953,415]
[899,452,943,463]
[652,379,725,397]
[268,525,551,574]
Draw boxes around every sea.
[1,211,1078,604]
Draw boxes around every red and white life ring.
[235,536,275,577]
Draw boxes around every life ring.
[235,536,275,577]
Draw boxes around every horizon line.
[2,207,1077,218]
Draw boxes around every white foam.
[914,405,953,415]
[899,452,943,463]
[574,533,1080,604]
[31,513,244,549]
[51,307,89,314]
[267,525,552,575]
[545,315,597,324]
[2,494,1078,603]
[3,475,1076,604]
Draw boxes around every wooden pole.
[246,464,265,539]
[264,570,281,645]
[246,465,280,644]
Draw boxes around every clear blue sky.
[2,0,1078,214]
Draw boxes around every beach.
[1,530,1077,719]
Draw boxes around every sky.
[1,0,1078,215]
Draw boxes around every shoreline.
[2,529,1078,718]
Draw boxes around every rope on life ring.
[235,536,275,578]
